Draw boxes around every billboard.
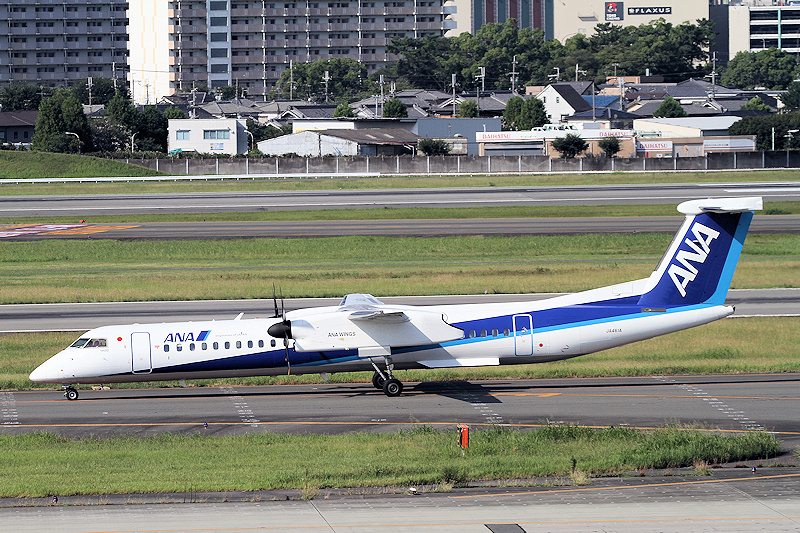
[605,2,624,21]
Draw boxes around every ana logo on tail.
[668,222,720,297]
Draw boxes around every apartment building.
[129,0,453,104]
[728,4,800,57]
[0,0,129,87]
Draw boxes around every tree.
[164,107,186,120]
[729,112,800,151]
[653,96,687,118]
[333,102,357,118]
[550,133,587,159]
[217,85,247,100]
[247,118,291,142]
[274,58,370,102]
[417,138,451,156]
[0,83,53,111]
[780,82,800,112]
[741,97,772,112]
[32,90,91,153]
[503,96,524,130]
[89,117,131,152]
[136,106,169,152]
[382,97,408,118]
[457,99,478,118]
[518,98,548,129]
[598,136,622,158]
[106,91,138,130]
[721,49,799,90]
[75,77,119,106]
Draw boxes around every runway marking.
[654,376,765,431]
[41,224,140,235]
[452,472,800,499]
[219,386,260,427]
[492,392,800,400]
[0,224,141,238]
[1,392,19,426]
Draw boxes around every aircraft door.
[513,314,533,356]
[131,332,152,373]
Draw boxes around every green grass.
[5,317,799,391]
[0,233,797,304]
[0,152,160,180]
[0,427,779,497]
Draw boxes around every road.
[1,289,797,332]
[2,181,799,217]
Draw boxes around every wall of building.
[0,0,129,87]
[128,0,170,105]
[728,5,800,59]
[168,118,249,155]
[548,0,708,42]
[131,0,452,102]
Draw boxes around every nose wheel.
[63,386,79,401]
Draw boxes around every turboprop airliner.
[31,197,762,400]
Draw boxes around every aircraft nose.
[29,353,61,383]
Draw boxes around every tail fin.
[638,197,762,308]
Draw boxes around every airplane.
[30,197,762,401]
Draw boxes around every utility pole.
[87,77,93,107]
[475,66,485,116]
[112,63,117,91]
[379,74,385,116]
[618,77,625,111]
[323,70,330,103]
[611,62,620,84]
[575,64,586,82]
[509,55,518,93]
[451,73,457,116]
[548,67,560,83]
[705,51,718,100]
[289,60,294,100]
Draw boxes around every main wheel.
[64,388,79,401]
[372,372,386,390]
[382,378,403,397]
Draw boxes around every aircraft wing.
[287,293,463,353]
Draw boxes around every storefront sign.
[627,6,671,15]
[605,2,624,21]
[636,140,673,151]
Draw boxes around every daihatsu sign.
[477,129,632,143]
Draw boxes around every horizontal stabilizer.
[678,197,762,215]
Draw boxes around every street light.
[130,132,137,153]
[245,130,254,152]
[65,132,81,154]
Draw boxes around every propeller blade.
[272,283,279,318]
[284,332,291,375]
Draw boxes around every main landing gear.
[369,356,403,397]
[63,385,79,401]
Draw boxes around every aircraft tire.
[382,378,403,397]
[64,388,79,401]
[372,372,386,390]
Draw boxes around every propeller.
[268,284,292,375]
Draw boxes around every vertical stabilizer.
[638,197,762,308]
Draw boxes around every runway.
[2,181,800,217]
[1,289,797,332]
[6,374,800,445]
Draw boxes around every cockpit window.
[70,338,107,348]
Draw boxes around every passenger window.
[236,341,242,349]
[225,341,230,349]
[177,344,183,352]
[492,329,498,337]
[213,342,219,350]
[469,330,475,338]
[270,339,276,347]
[504,329,510,336]
[480,330,487,337]
[258,340,264,348]
[164,344,170,352]
[189,343,195,351]
[248,340,253,348]
[202,342,207,350]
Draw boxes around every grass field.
[0,233,797,304]
[0,152,160,180]
[0,427,779,498]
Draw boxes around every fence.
[119,151,800,177]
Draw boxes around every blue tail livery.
[31,197,762,400]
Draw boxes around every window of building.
[210,64,228,73]
[211,48,228,57]
[203,129,231,139]
[210,16,228,25]
[210,1,228,9]
[211,33,228,41]
[176,130,190,140]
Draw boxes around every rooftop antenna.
[705,51,718,100]
[475,66,485,116]
[548,67,560,82]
